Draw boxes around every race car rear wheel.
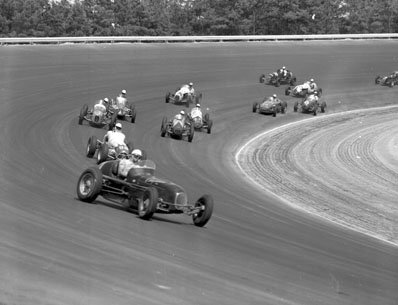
[293,101,298,112]
[207,119,213,134]
[160,117,168,137]
[259,74,265,83]
[192,194,214,227]
[138,187,158,220]
[130,104,136,123]
[97,143,109,164]
[252,102,258,113]
[165,92,171,103]
[188,124,194,142]
[78,104,88,125]
[76,167,102,203]
[86,135,97,158]
[109,113,117,130]
[375,76,381,84]
[320,101,327,113]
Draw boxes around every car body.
[293,94,326,116]
[160,114,194,142]
[78,102,117,129]
[76,159,213,227]
[165,85,202,107]
[285,82,322,98]
[109,96,136,123]
[259,70,296,87]
[252,97,287,117]
[188,107,213,134]
[375,72,398,87]
[86,135,138,164]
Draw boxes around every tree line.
[1,0,397,37]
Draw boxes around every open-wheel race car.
[188,106,213,134]
[165,85,202,108]
[78,102,118,130]
[375,71,398,87]
[252,96,287,117]
[259,70,296,87]
[86,135,147,164]
[285,82,322,98]
[109,95,136,123]
[160,113,194,142]
[293,94,326,116]
[76,159,214,227]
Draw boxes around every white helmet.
[104,98,109,103]
[196,103,200,107]
[121,89,126,95]
[273,94,277,98]
[189,82,193,86]
[180,110,185,115]
[310,78,314,82]
[115,122,122,130]
[131,149,142,159]
[282,66,286,69]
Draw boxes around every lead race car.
[375,71,398,87]
[165,84,202,108]
[160,111,194,142]
[109,95,136,123]
[285,81,322,98]
[78,101,117,130]
[259,70,296,87]
[76,159,213,227]
[252,95,287,117]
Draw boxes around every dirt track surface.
[1,41,398,305]
[237,106,398,245]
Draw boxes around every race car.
[76,159,214,227]
[293,94,327,116]
[188,106,213,134]
[109,95,136,123]
[252,96,287,117]
[375,71,398,87]
[78,102,118,130]
[160,113,194,142]
[259,70,297,87]
[165,85,202,107]
[285,82,322,98]
[86,135,145,164]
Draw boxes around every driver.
[308,78,318,93]
[278,66,288,78]
[190,103,202,119]
[103,122,126,148]
[175,110,186,120]
[117,149,144,179]
[93,99,107,113]
[188,82,195,96]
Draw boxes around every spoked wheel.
[86,135,97,158]
[192,194,214,227]
[79,104,88,125]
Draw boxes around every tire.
[285,87,291,96]
[97,143,109,164]
[138,187,158,220]
[140,149,148,160]
[375,76,381,84]
[259,74,265,83]
[317,88,323,97]
[86,135,97,158]
[275,80,280,87]
[76,167,103,203]
[204,113,210,122]
[109,113,117,130]
[281,101,287,114]
[165,92,171,103]
[389,81,394,88]
[272,108,277,117]
[293,101,298,112]
[129,104,136,123]
[188,123,194,142]
[79,104,88,125]
[192,194,214,227]
[207,119,213,134]
[252,102,258,113]
[320,101,327,113]
[160,116,168,137]
[290,76,297,86]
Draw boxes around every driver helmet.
[121,89,127,95]
[196,103,200,108]
[310,78,314,82]
[180,110,185,115]
[282,66,286,70]
[313,90,318,95]
[118,148,129,159]
[131,149,143,162]
[272,94,277,98]
[189,82,193,87]
[103,98,109,104]
[115,122,122,130]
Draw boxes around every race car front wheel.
[76,167,103,203]
[138,187,158,220]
